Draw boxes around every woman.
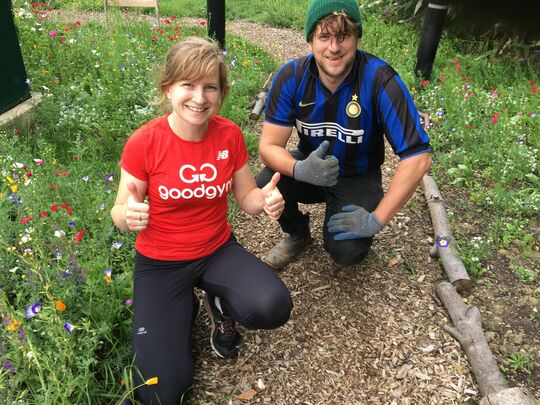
[111,37,292,404]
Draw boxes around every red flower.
[39,211,48,218]
[61,203,69,209]
[74,20,80,25]
[453,58,460,68]
[464,91,472,99]
[20,216,31,225]
[74,230,85,244]
[491,113,500,124]
[51,205,59,211]
[419,80,428,87]
[65,208,73,215]
[50,184,58,189]
[194,30,199,36]
[532,88,537,94]
[15,129,21,135]
[200,20,206,26]
[25,171,32,177]
[466,124,473,129]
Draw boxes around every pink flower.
[49,30,58,37]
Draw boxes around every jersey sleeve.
[264,60,298,127]
[119,129,148,181]
[377,74,431,160]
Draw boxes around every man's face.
[308,23,358,90]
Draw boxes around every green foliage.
[507,352,534,373]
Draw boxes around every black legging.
[132,235,292,404]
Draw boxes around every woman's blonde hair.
[157,37,230,109]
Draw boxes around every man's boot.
[265,213,311,270]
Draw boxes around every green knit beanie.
[305,0,362,41]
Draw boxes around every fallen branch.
[436,281,537,404]
[249,73,274,120]
[422,174,472,294]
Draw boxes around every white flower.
[54,230,66,238]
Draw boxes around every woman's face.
[166,71,221,129]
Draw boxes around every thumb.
[314,140,330,158]
[262,172,280,193]
[127,181,143,203]
[342,204,361,212]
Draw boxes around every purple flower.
[9,193,22,204]
[125,298,133,306]
[68,221,76,227]
[25,302,41,320]
[103,268,112,277]
[437,236,449,248]
[2,360,15,375]
[82,175,89,182]
[111,241,123,249]
[63,322,74,333]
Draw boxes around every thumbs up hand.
[261,172,284,221]
[124,181,150,231]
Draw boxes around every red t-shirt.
[120,114,248,260]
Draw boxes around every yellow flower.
[104,275,111,284]
[10,184,18,193]
[242,60,249,67]
[145,377,158,385]
[7,318,21,331]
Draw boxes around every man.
[256,0,432,269]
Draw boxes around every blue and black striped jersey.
[264,50,431,176]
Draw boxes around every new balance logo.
[216,150,229,160]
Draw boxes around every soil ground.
[50,10,540,404]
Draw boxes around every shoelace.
[218,316,237,336]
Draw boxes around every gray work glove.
[327,205,384,240]
[293,141,339,186]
